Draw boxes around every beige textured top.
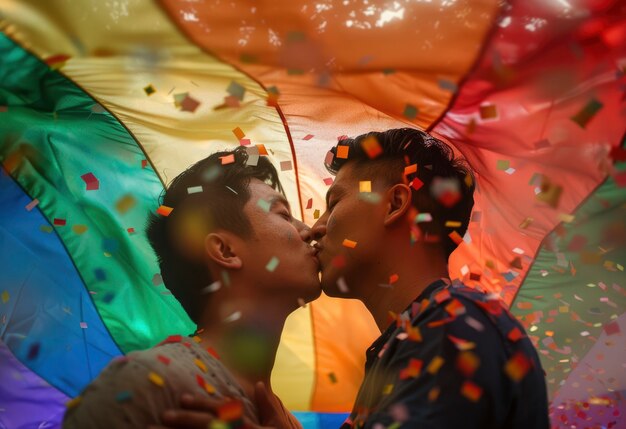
[63,335,258,428]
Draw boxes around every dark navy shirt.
[341,279,549,429]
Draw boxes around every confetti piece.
[428,386,440,402]
[306,198,313,209]
[25,199,39,211]
[328,372,338,383]
[73,225,88,234]
[220,154,235,165]
[361,135,383,159]
[233,127,245,140]
[116,391,132,402]
[409,177,424,191]
[448,231,463,245]
[570,98,603,128]
[180,95,201,112]
[53,218,66,226]
[342,239,357,248]
[479,104,498,120]
[404,164,417,176]
[194,358,208,373]
[336,145,350,159]
[438,79,457,92]
[358,192,382,204]
[256,144,268,156]
[239,138,251,146]
[383,384,394,395]
[266,256,280,272]
[337,276,349,293]
[536,177,563,208]
[256,198,271,212]
[445,220,461,228]
[496,160,510,171]
[324,150,334,166]
[202,281,221,294]
[173,92,188,108]
[187,186,203,194]
[227,81,246,101]
[223,311,242,323]
[40,225,53,233]
[445,299,466,317]
[359,181,372,193]
[389,274,399,284]
[431,177,461,207]
[313,209,320,219]
[400,358,423,379]
[127,227,135,234]
[45,54,71,69]
[461,380,482,402]
[1,291,9,303]
[116,194,137,214]
[280,161,293,171]
[157,355,171,365]
[303,134,314,141]
[603,321,620,336]
[507,327,524,342]
[403,104,418,119]
[141,159,148,169]
[323,177,334,186]
[415,213,432,223]
[196,374,216,394]
[148,372,165,387]
[218,400,244,422]
[156,205,173,216]
[504,351,531,382]
[245,146,260,167]
[80,172,100,190]
[79,322,88,329]
[426,356,445,374]
[144,84,156,96]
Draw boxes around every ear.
[204,232,243,270]
[384,183,412,227]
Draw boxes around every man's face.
[312,163,389,298]
[238,179,321,303]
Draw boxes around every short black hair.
[146,146,284,324]
[326,128,475,260]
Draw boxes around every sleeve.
[361,304,510,429]
[62,354,181,429]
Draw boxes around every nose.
[310,216,328,242]
[291,218,313,243]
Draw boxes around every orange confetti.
[156,205,174,216]
[448,231,463,245]
[426,356,445,374]
[361,135,383,159]
[336,145,350,159]
[256,144,268,156]
[461,380,483,402]
[232,127,245,140]
[389,274,399,284]
[218,400,244,421]
[342,239,357,248]
[403,164,417,176]
[399,358,423,380]
[456,351,480,377]
[504,351,531,382]
[220,154,235,165]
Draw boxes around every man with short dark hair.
[63,146,319,428]
[309,128,549,428]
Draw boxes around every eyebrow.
[325,184,345,208]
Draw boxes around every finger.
[179,393,230,412]
[161,409,214,427]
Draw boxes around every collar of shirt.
[364,278,449,366]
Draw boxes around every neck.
[358,241,449,332]
[196,284,294,397]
